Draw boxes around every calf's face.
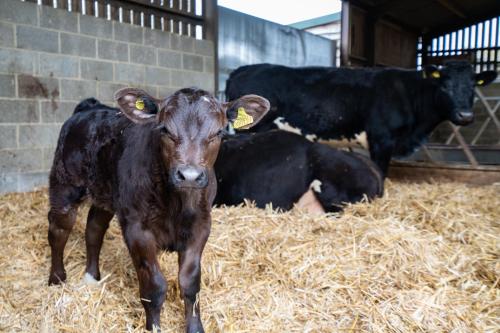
[425,61,497,126]
[115,87,269,189]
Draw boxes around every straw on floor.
[0,180,499,332]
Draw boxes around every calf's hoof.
[48,270,66,285]
[186,320,204,333]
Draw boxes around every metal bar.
[471,101,500,145]
[420,145,435,162]
[448,123,479,167]
[475,88,500,133]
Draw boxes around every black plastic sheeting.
[218,6,336,97]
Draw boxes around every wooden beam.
[436,0,466,19]
[388,161,500,185]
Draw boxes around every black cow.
[214,131,383,213]
[225,61,497,175]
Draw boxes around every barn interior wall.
[0,0,215,193]
[218,7,336,97]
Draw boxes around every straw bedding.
[0,181,499,332]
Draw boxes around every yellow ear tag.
[477,79,484,85]
[135,98,145,110]
[233,107,253,129]
[431,71,441,79]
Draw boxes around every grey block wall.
[0,0,215,193]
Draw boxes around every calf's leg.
[178,224,210,333]
[124,223,167,331]
[85,205,114,281]
[48,185,85,285]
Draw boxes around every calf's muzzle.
[171,165,208,188]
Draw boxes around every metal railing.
[418,16,500,72]
[409,87,500,167]
[24,0,212,39]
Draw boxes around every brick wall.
[0,0,215,193]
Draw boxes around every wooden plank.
[85,0,95,16]
[70,0,80,12]
[388,161,500,185]
[59,0,68,10]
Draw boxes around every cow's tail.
[73,97,101,114]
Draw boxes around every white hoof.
[83,272,99,285]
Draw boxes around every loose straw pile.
[0,180,499,332]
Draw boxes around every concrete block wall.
[0,0,215,193]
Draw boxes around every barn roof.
[343,0,500,37]
[289,12,341,30]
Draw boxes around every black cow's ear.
[114,88,159,124]
[423,65,441,79]
[475,71,497,86]
[223,95,270,130]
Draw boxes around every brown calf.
[47,87,269,332]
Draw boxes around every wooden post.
[203,0,218,95]
[340,1,351,66]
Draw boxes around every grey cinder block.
[98,40,128,62]
[98,82,127,100]
[0,22,14,47]
[18,172,49,192]
[0,148,43,173]
[0,125,17,149]
[39,54,79,78]
[171,70,214,91]
[114,22,143,44]
[194,40,214,57]
[43,147,56,170]
[61,33,96,58]
[144,29,171,49]
[114,63,144,84]
[18,74,59,99]
[40,5,78,33]
[130,44,157,65]
[0,0,38,25]
[0,172,18,194]
[17,25,59,53]
[170,34,194,53]
[145,67,170,86]
[0,74,15,97]
[158,50,182,69]
[81,59,114,82]
[41,101,75,123]
[0,100,39,123]
[183,54,203,71]
[60,79,97,100]
[0,49,37,74]
[19,124,61,148]
[204,57,214,73]
[80,14,113,39]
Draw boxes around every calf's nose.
[172,165,208,188]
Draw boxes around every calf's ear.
[423,65,441,79]
[114,88,159,124]
[475,71,497,86]
[223,95,270,130]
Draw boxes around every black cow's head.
[424,61,497,126]
[115,87,269,189]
